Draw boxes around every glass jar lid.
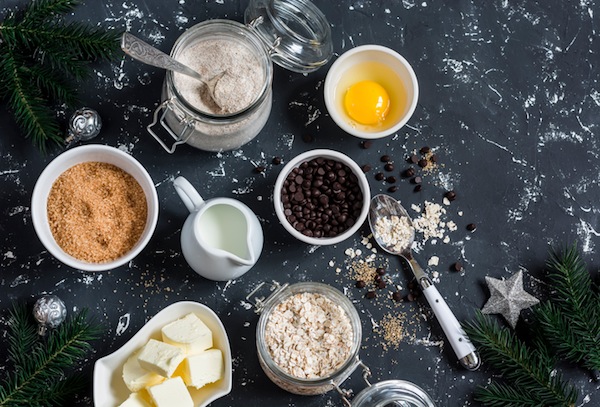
[244,0,333,73]
[350,380,436,407]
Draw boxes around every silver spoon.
[120,32,225,108]
[368,194,481,371]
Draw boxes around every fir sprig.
[0,303,102,407]
[463,310,578,407]
[534,245,600,372]
[0,0,121,151]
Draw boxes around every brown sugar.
[47,162,147,263]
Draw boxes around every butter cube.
[161,312,213,354]
[118,392,152,407]
[123,350,165,392]
[183,348,224,389]
[148,376,194,407]
[137,339,185,377]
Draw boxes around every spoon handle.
[407,258,481,370]
[120,32,204,82]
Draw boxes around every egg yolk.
[344,80,390,125]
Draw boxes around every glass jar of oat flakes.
[148,0,333,153]
[249,281,437,406]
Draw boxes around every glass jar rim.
[256,282,363,387]
[167,19,273,120]
[351,380,437,407]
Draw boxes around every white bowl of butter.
[93,301,232,407]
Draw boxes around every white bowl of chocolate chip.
[273,149,370,245]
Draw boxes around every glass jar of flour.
[247,281,437,406]
[148,0,333,153]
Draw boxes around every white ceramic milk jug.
[174,176,263,281]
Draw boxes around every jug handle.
[173,176,204,212]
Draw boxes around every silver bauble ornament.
[33,295,67,336]
[65,107,102,147]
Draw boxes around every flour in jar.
[174,38,265,114]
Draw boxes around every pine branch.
[0,0,121,150]
[474,382,543,407]
[534,244,600,371]
[0,304,102,407]
[463,311,578,407]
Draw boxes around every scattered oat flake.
[428,256,439,266]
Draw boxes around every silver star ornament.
[481,270,539,329]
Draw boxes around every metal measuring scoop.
[368,194,481,371]
[121,32,226,108]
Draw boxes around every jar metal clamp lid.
[248,281,437,406]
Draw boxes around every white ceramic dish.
[324,44,419,139]
[31,144,159,272]
[93,301,233,407]
[273,149,370,245]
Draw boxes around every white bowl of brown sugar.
[31,145,159,272]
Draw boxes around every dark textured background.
[1,0,599,405]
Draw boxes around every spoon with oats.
[368,194,481,371]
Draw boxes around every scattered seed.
[420,146,431,154]
[445,190,457,201]
[388,185,399,192]
[361,140,373,149]
[403,167,415,178]
[414,185,422,192]
[466,223,477,232]
[254,166,265,173]
[356,280,366,288]
[361,164,372,173]
[375,172,385,181]
[272,156,282,165]
[366,291,377,299]
[386,176,397,183]
[418,158,428,168]
[452,262,463,272]
[392,291,403,302]
[376,267,386,276]
[384,163,394,172]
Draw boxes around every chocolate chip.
[302,133,315,143]
[452,262,463,272]
[376,267,386,275]
[384,163,394,172]
[430,154,438,163]
[403,167,415,178]
[361,140,373,149]
[366,291,377,299]
[356,280,366,288]
[378,280,386,289]
[280,157,364,239]
[414,185,422,192]
[406,293,416,302]
[392,291,402,302]
[388,185,398,192]
[254,166,265,173]
[466,223,477,232]
[381,155,391,163]
[272,156,282,165]
[375,172,385,181]
[418,158,428,168]
[361,164,372,173]
[386,176,397,183]
[445,190,457,201]
[420,146,431,154]
[412,176,422,184]
[374,274,382,283]
[408,154,419,164]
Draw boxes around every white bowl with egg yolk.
[324,44,419,139]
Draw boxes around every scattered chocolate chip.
[408,154,419,164]
[445,190,457,201]
[366,291,377,299]
[414,184,422,192]
[361,140,373,149]
[392,291,403,302]
[466,223,477,232]
[388,185,399,192]
[430,154,438,163]
[420,146,431,154]
[374,274,382,283]
[403,167,415,178]
[302,133,315,143]
[361,164,372,173]
[386,176,397,183]
[452,262,463,272]
[375,172,385,181]
[376,267,386,276]
[272,156,282,165]
[418,158,428,168]
[412,176,422,184]
[384,163,394,172]
[381,155,391,163]
[356,280,366,288]
[378,280,386,289]
[406,292,416,302]
[254,166,265,173]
